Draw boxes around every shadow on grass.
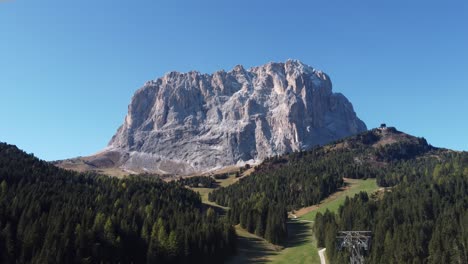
[334,180,352,193]
[227,235,279,264]
[201,202,228,216]
[283,221,312,248]
[226,226,280,264]
[228,221,315,264]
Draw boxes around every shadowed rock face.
[71,60,367,175]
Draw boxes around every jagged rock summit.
[58,60,367,175]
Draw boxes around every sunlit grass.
[270,179,378,263]
[300,179,378,221]
[193,175,379,264]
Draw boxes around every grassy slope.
[226,226,280,264]
[268,221,319,264]
[190,173,238,205]
[300,178,378,221]
[192,174,379,264]
[269,178,378,264]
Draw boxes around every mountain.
[57,60,366,175]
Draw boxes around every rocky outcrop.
[59,60,366,175]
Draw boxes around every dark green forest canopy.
[0,143,236,264]
[315,151,468,263]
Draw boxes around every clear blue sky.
[1,0,467,160]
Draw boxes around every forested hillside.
[0,143,236,264]
[209,151,345,243]
[209,128,448,245]
[315,151,468,263]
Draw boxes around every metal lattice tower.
[336,231,371,264]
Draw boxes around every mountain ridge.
[230,126,448,185]
[56,60,366,175]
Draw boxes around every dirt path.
[318,248,327,264]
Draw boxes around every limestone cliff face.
[97,60,366,174]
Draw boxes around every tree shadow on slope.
[284,221,313,248]
[227,221,315,264]
[226,226,280,264]
[201,202,228,216]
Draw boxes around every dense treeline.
[308,128,437,187]
[178,175,217,188]
[210,149,351,210]
[0,143,236,264]
[315,152,468,264]
[209,147,353,243]
[213,173,230,180]
[374,138,431,162]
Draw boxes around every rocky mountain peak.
[59,60,367,175]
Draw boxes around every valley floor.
[191,175,379,264]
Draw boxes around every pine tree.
[0,180,6,197]
[104,218,116,245]
[167,231,179,259]
[1,223,15,263]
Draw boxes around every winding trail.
[318,248,327,264]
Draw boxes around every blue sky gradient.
[1,0,467,160]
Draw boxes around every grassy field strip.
[190,173,238,205]
[300,179,378,221]
[269,221,320,264]
[269,179,378,264]
[192,175,379,264]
